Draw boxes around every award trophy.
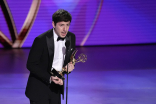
[50,49,87,80]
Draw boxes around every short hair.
[52,9,72,25]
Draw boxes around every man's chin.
[61,35,67,38]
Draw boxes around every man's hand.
[65,62,74,73]
[50,76,63,85]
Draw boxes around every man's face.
[52,21,70,38]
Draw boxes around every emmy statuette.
[50,49,87,80]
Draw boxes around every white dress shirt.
[51,29,66,71]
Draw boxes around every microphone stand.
[65,40,70,104]
[66,64,68,104]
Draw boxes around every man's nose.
[63,26,67,31]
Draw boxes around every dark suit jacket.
[25,29,75,101]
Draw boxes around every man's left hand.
[65,62,74,73]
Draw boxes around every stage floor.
[0,45,156,104]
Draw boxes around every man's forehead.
[57,21,70,24]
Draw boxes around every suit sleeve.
[72,34,76,51]
[26,37,51,84]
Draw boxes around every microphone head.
[65,40,70,48]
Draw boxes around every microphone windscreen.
[65,40,70,48]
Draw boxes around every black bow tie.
[57,37,65,41]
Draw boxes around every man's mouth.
[62,32,66,36]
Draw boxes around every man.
[25,9,75,104]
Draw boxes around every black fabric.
[30,100,49,104]
[30,92,61,104]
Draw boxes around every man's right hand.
[50,76,63,85]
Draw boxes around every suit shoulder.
[37,29,53,39]
[68,31,75,37]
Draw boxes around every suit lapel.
[63,33,72,67]
[46,29,54,70]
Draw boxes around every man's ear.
[52,21,55,28]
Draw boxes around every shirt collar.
[53,28,58,41]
